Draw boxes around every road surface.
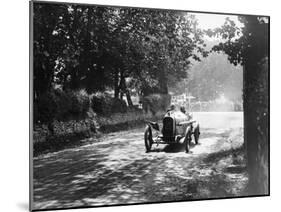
[33,112,247,210]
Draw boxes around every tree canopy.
[33,2,208,103]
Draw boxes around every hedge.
[90,92,127,115]
[34,89,90,124]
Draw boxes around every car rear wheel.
[144,125,153,152]
[184,126,192,153]
[194,124,200,145]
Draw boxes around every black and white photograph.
[30,0,269,211]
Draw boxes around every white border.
[0,0,279,212]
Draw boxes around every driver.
[166,104,176,113]
[180,106,186,114]
[180,106,192,120]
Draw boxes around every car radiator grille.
[163,116,174,139]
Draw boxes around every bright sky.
[191,12,243,30]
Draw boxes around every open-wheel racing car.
[144,110,200,153]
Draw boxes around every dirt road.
[33,112,247,210]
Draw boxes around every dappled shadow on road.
[34,155,167,209]
[190,145,247,199]
[33,127,247,210]
[149,130,247,201]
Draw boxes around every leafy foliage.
[35,89,90,124]
[33,2,207,101]
[140,94,171,115]
[206,16,268,66]
[90,92,127,115]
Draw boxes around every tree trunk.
[47,122,55,135]
[125,88,133,107]
[114,70,120,98]
[159,69,168,94]
[244,58,269,195]
[119,70,125,100]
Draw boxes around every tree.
[33,2,208,109]
[117,9,208,96]
[207,16,269,195]
[33,3,69,98]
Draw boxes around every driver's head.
[180,106,186,114]
[169,104,175,111]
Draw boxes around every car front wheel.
[184,126,192,153]
[144,125,153,152]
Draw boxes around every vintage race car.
[144,110,200,153]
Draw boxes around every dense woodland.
[33,3,212,127]
[33,2,269,196]
[33,3,207,104]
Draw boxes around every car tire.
[184,126,192,153]
[194,123,200,145]
[144,125,153,152]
